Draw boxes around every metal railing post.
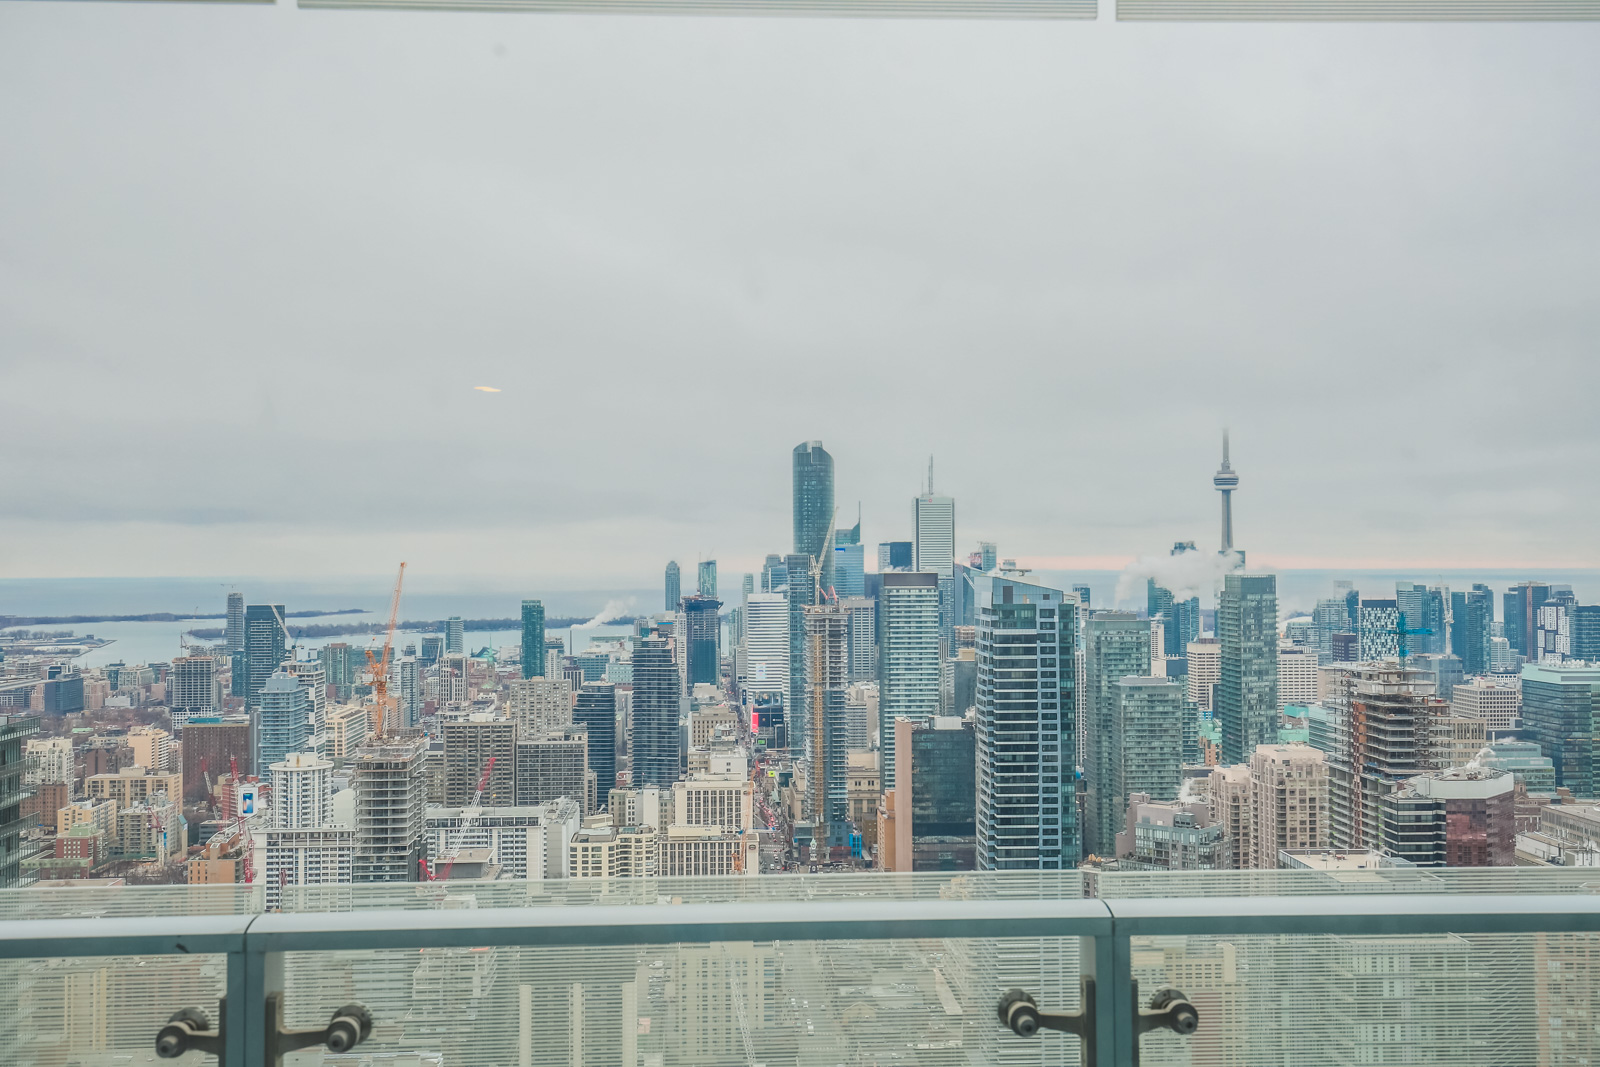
[1083,930,1119,1067]
[240,928,272,1067]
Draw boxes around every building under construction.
[351,733,428,883]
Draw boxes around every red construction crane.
[425,756,497,882]
[365,562,408,739]
[229,756,255,884]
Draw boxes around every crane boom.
[433,755,496,882]
[365,562,407,738]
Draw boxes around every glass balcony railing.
[1,869,1598,1067]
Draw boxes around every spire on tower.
[927,455,934,497]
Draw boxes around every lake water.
[5,570,1599,668]
[0,578,653,668]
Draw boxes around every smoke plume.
[1114,549,1243,607]
[573,598,635,629]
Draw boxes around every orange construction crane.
[365,562,408,739]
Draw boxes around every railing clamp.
[264,995,373,1066]
[156,1004,225,1064]
[998,981,1097,1066]
[1132,982,1199,1065]
[997,982,1197,1066]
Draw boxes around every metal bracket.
[156,1004,225,1064]
[264,995,373,1066]
[1132,982,1199,1066]
[160,997,370,1067]
[998,980,1098,1066]
[998,981,1197,1066]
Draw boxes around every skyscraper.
[351,735,428,883]
[978,542,997,572]
[665,561,681,610]
[243,604,287,710]
[1450,585,1494,675]
[1084,613,1151,856]
[878,572,941,781]
[1572,605,1600,663]
[521,600,545,679]
[840,596,877,682]
[681,595,721,685]
[913,469,956,641]
[802,602,850,834]
[742,593,790,698]
[168,654,219,734]
[1358,599,1399,662]
[1505,581,1552,661]
[1521,662,1600,796]
[759,554,784,593]
[632,637,682,790]
[445,616,464,655]
[1217,573,1279,766]
[793,440,835,592]
[256,670,311,774]
[973,574,1077,869]
[396,655,421,728]
[224,592,245,654]
[1213,430,1240,553]
[697,560,718,598]
[575,682,621,807]
[913,486,955,578]
[833,542,865,598]
[1115,676,1185,805]
[877,541,913,571]
[785,552,816,749]
[1147,580,1174,634]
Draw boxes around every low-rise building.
[1379,767,1516,867]
[1114,793,1228,871]
[568,823,658,879]
[424,799,581,880]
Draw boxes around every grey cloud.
[2,10,1598,579]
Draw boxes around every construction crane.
[1393,611,1434,667]
[229,755,255,884]
[364,562,407,739]
[424,756,497,882]
[806,508,840,605]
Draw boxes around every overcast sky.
[2,4,1597,587]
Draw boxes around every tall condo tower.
[664,561,681,611]
[793,441,835,593]
[521,600,546,679]
[224,592,245,653]
[1213,430,1239,553]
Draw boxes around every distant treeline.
[0,609,365,628]
[185,615,638,641]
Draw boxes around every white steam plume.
[573,598,635,630]
[1114,549,1242,607]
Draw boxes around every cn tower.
[1214,430,1239,553]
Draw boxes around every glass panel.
[0,953,228,1067]
[1131,930,1600,1067]
[0,883,262,920]
[1116,0,1600,18]
[279,869,1089,912]
[277,934,1085,1067]
[1097,866,1600,898]
[296,0,1098,16]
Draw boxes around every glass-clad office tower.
[973,574,1077,870]
[792,440,834,593]
[1218,573,1280,766]
[521,599,545,679]
[664,561,681,610]
[1083,613,1150,856]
